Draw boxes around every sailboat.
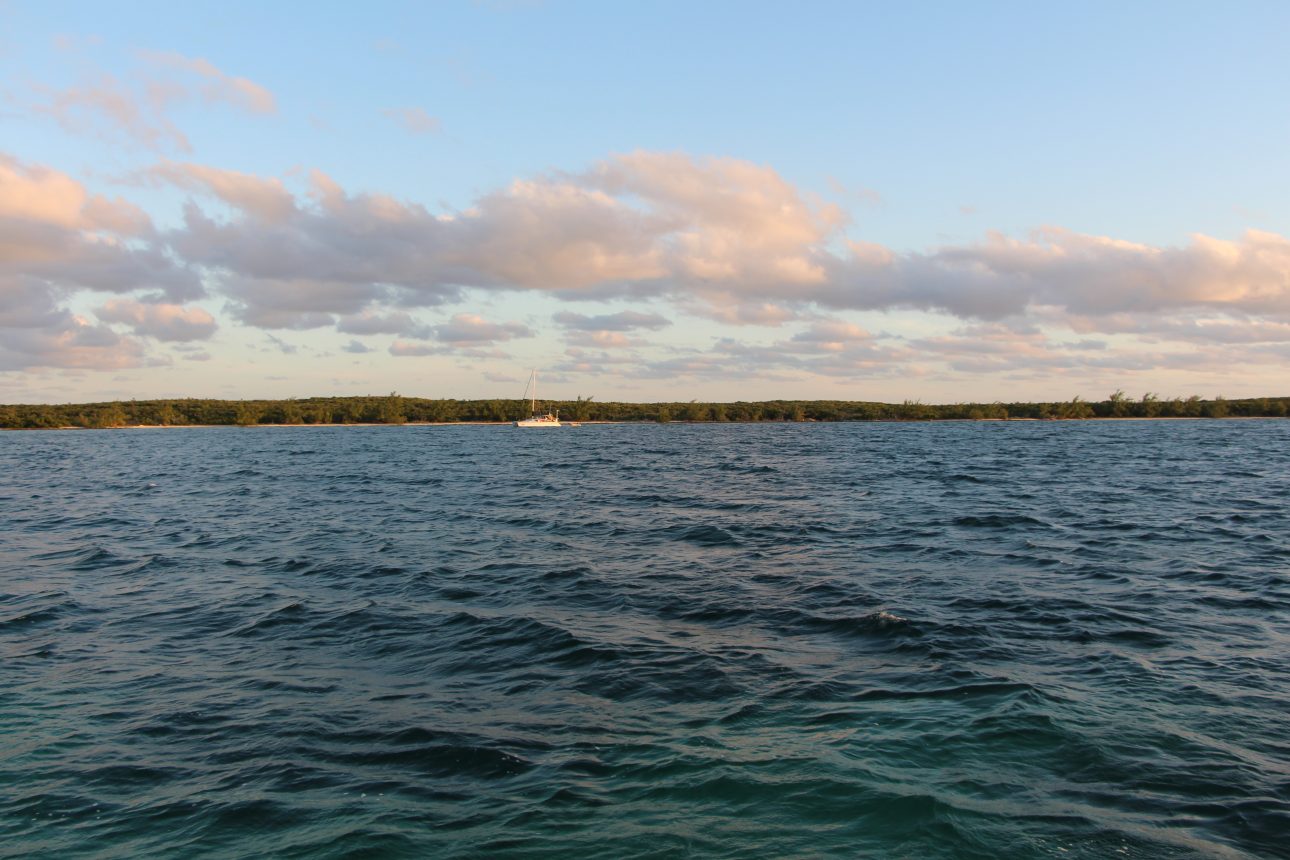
[515,369,562,427]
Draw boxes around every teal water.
[2,421,1288,858]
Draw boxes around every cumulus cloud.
[96,298,217,341]
[820,228,1290,321]
[382,107,440,135]
[431,313,532,345]
[141,162,295,221]
[161,151,1290,339]
[8,146,1290,382]
[1,154,151,234]
[221,277,380,329]
[554,309,668,348]
[0,301,147,371]
[0,154,200,370]
[387,314,532,358]
[1,155,195,300]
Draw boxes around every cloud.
[132,150,1290,370]
[141,162,295,221]
[139,51,276,114]
[0,154,199,373]
[1064,312,1290,344]
[821,228,1290,321]
[553,310,670,331]
[565,330,644,349]
[553,310,667,349]
[336,309,429,337]
[827,176,882,206]
[264,333,297,354]
[32,74,192,152]
[341,339,373,354]
[381,107,441,135]
[431,313,532,345]
[96,298,217,341]
[29,51,275,152]
[1,153,151,234]
[388,340,440,357]
[388,313,530,357]
[691,300,799,326]
[220,276,380,329]
[788,319,873,352]
[151,151,847,324]
[0,301,147,371]
[9,147,1290,382]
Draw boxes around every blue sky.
[2,1,1289,403]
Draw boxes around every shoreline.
[4,416,1282,431]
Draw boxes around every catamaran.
[515,369,561,427]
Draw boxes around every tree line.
[1,391,1287,429]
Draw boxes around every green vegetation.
[1,392,1288,429]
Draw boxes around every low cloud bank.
[3,148,1290,376]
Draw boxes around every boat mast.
[531,369,537,415]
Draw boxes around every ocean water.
[2,421,1288,859]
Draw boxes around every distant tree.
[234,402,261,426]
[1107,389,1131,417]
[1203,395,1228,418]
[572,395,595,422]
[156,402,181,425]
[379,392,406,424]
[84,404,128,428]
[1060,396,1094,419]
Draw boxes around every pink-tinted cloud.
[564,330,644,349]
[7,147,1290,385]
[96,298,217,341]
[139,51,276,114]
[431,313,532,345]
[142,162,295,221]
[1,154,151,234]
[381,107,440,135]
[28,51,275,153]
[0,154,198,371]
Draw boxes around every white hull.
[515,370,561,427]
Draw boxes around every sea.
[2,420,1288,859]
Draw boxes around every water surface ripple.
[2,421,1288,859]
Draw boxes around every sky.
[2,0,1289,405]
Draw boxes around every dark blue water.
[2,421,1289,859]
